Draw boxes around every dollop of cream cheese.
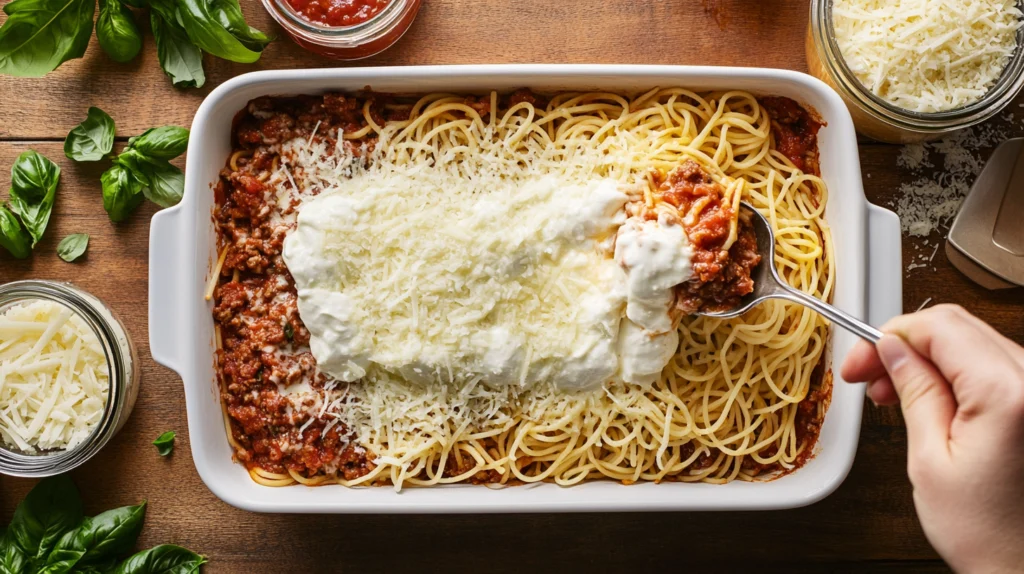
[614,214,694,334]
[612,214,694,385]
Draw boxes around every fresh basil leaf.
[8,150,60,246]
[151,13,205,89]
[57,233,89,262]
[9,149,60,203]
[145,0,180,25]
[70,557,117,574]
[178,0,261,63]
[113,545,206,574]
[7,475,83,561]
[65,107,116,162]
[128,127,189,159]
[0,0,96,77]
[38,529,83,574]
[0,532,29,574]
[116,151,184,209]
[152,431,175,456]
[96,0,142,63]
[0,205,31,259]
[44,503,147,573]
[208,0,271,52]
[140,162,184,209]
[100,165,144,222]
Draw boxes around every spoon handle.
[777,288,883,344]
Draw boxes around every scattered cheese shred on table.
[892,118,1012,272]
[0,300,109,452]
[833,0,1022,112]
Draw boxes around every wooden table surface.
[1,1,1022,572]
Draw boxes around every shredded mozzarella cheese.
[0,300,109,452]
[833,0,1022,112]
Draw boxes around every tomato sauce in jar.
[261,0,420,60]
[285,0,391,27]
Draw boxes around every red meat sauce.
[215,93,385,480]
[760,96,824,176]
[212,90,829,484]
[213,90,549,483]
[654,160,761,315]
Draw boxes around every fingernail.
[865,380,881,405]
[876,335,909,372]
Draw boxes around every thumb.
[876,335,956,458]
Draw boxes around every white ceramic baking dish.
[149,65,902,513]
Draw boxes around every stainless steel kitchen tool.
[947,137,1024,289]
[698,203,884,343]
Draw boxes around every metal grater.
[946,138,1024,289]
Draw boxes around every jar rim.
[0,280,129,476]
[264,0,410,40]
[812,0,1024,132]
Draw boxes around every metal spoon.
[697,203,883,343]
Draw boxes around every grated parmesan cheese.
[833,0,1022,112]
[0,300,109,452]
[893,120,1011,271]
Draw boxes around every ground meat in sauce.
[213,90,830,484]
[655,160,761,314]
[760,96,824,176]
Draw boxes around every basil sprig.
[41,503,147,573]
[0,0,95,77]
[0,0,270,87]
[0,476,207,574]
[9,150,61,247]
[65,107,189,221]
[5,475,82,561]
[0,150,61,258]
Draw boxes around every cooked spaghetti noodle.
[212,88,832,489]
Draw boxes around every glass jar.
[260,0,422,60]
[0,280,140,477]
[807,0,1024,143]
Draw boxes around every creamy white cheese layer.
[283,170,695,391]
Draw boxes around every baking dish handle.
[866,203,903,326]
[149,206,186,374]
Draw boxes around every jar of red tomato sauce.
[260,0,421,60]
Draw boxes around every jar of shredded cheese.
[0,280,139,477]
[807,0,1024,143]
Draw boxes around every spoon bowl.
[697,203,883,343]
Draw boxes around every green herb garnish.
[152,431,175,457]
[0,0,95,78]
[65,107,116,162]
[0,0,270,88]
[0,476,206,572]
[57,233,89,262]
[65,107,189,222]
[96,0,142,63]
[8,150,60,246]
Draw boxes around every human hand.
[840,304,1024,574]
